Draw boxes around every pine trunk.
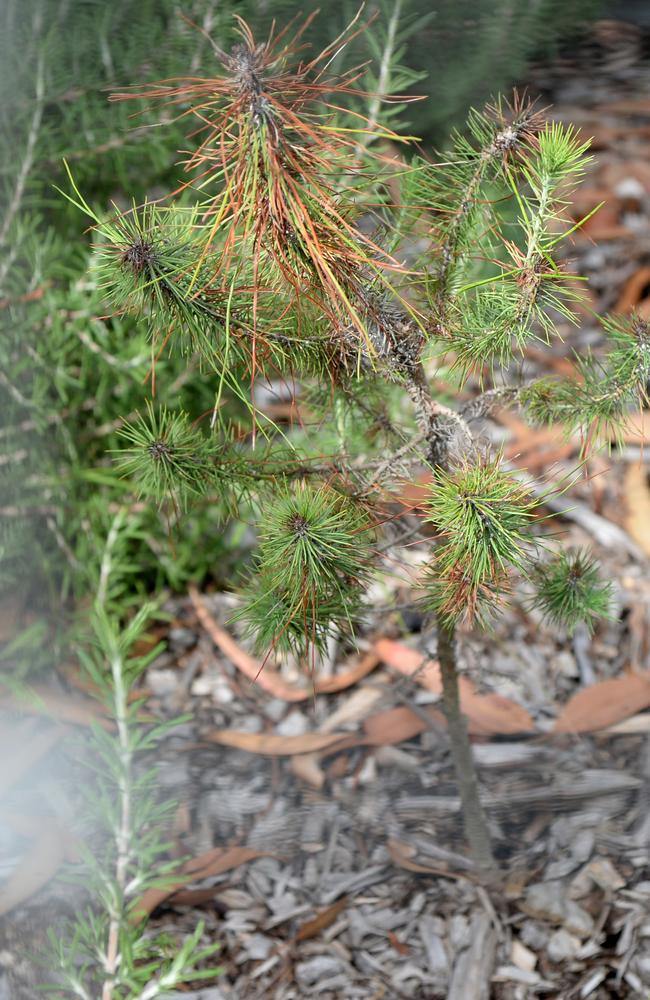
[437,620,497,876]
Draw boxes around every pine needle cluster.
[422,459,541,626]
[531,548,614,635]
[237,484,374,657]
[116,405,217,510]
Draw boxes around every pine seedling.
[63,7,644,884]
[531,548,613,635]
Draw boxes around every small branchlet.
[437,122,591,379]
[530,548,613,635]
[236,483,374,657]
[116,405,216,510]
[422,458,541,626]
[403,93,544,300]
[521,313,650,445]
[78,199,238,365]
[115,406,302,517]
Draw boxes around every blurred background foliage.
[0,0,603,674]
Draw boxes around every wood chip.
[447,913,497,1000]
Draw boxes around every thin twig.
[460,384,524,421]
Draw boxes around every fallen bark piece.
[388,837,477,879]
[547,928,581,963]
[520,882,594,937]
[394,770,640,819]
[510,939,537,972]
[493,965,546,987]
[418,915,450,981]
[296,956,346,989]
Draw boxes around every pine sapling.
[64,9,645,880]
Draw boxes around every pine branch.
[521,313,650,444]
[236,482,375,658]
[422,458,541,627]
